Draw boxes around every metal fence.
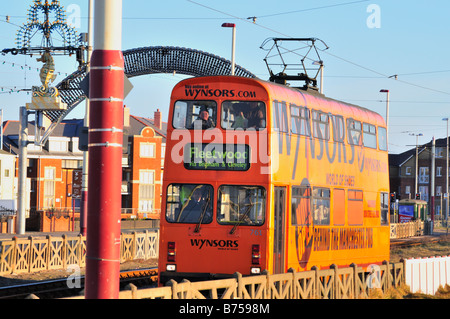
[79,261,404,299]
[0,230,158,275]
[390,220,424,239]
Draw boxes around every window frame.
[140,142,156,158]
[332,115,345,143]
[378,126,388,151]
[165,183,214,224]
[290,104,311,136]
[221,101,266,130]
[139,170,155,212]
[273,100,289,133]
[291,186,312,226]
[217,185,266,226]
[312,110,330,140]
[312,187,331,225]
[172,100,217,130]
[363,122,377,149]
[380,192,389,225]
[347,118,362,146]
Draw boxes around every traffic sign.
[72,169,82,199]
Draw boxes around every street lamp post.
[443,118,449,233]
[409,133,423,198]
[380,89,390,138]
[221,23,236,76]
[85,0,124,299]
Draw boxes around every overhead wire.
[255,0,371,18]
[187,0,450,97]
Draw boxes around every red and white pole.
[85,0,123,299]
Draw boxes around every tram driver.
[177,187,212,223]
[191,107,215,129]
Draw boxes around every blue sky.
[1,0,450,154]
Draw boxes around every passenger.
[247,102,265,128]
[232,110,248,129]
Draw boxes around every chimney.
[123,105,130,127]
[154,109,162,130]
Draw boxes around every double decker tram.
[158,75,390,285]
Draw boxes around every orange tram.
[158,75,390,285]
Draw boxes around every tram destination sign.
[184,143,250,171]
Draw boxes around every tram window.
[221,101,266,129]
[363,123,377,149]
[347,119,362,146]
[173,100,217,129]
[312,187,330,225]
[291,186,311,226]
[332,115,345,143]
[217,185,265,226]
[291,105,311,136]
[348,190,363,225]
[165,184,213,224]
[378,127,388,151]
[312,110,330,140]
[380,192,389,225]
[273,101,289,133]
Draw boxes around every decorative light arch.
[42,46,256,134]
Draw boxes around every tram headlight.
[166,264,176,272]
[251,267,261,274]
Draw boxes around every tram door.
[273,187,286,274]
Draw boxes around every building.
[122,108,166,219]
[0,150,18,210]
[3,119,83,213]
[2,107,166,228]
[389,137,450,218]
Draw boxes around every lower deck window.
[291,186,311,226]
[380,192,389,225]
[312,187,330,225]
[217,185,265,226]
[166,184,213,224]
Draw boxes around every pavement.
[1,227,448,243]
[0,229,153,241]
[390,228,449,246]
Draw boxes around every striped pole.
[85,0,123,299]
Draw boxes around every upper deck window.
[273,101,288,133]
[363,123,377,149]
[347,119,362,146]
[312,110,330,140]
[378,127,388,151]
[291,105,311,136]
[221,101,266,130]
[173,100,217,129]
[332,115,345,143]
